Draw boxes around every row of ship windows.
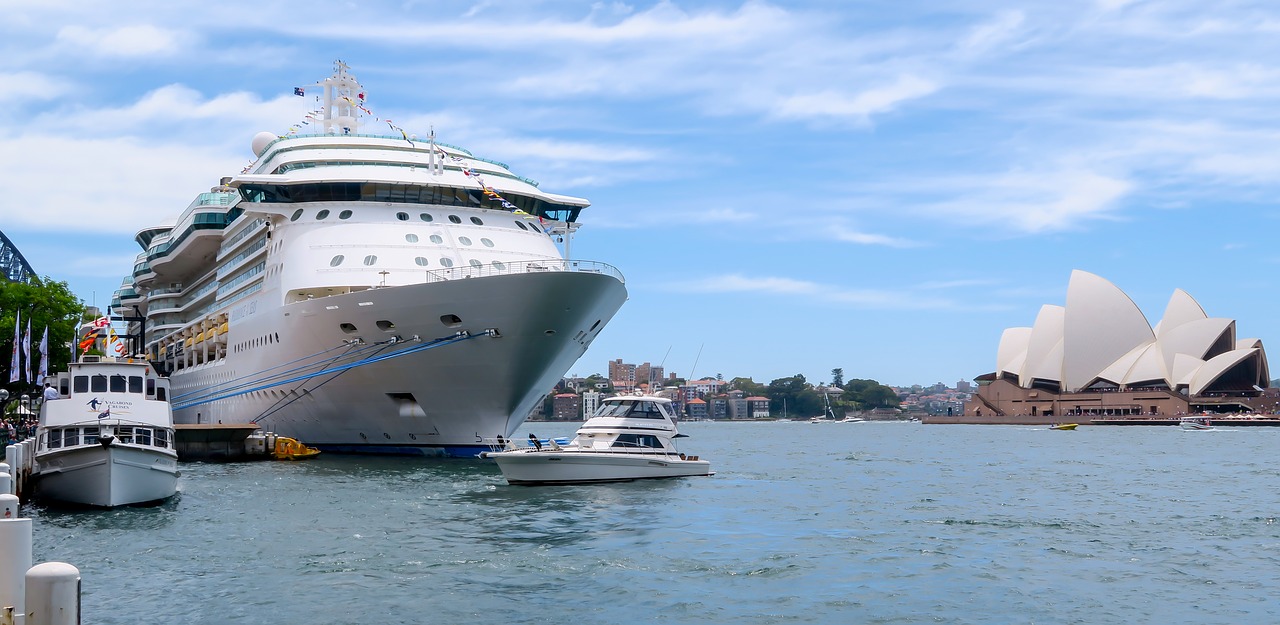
[234,332,281,354]
[288,208,544,233]
[330,254,506,270]
[42,426,171,451]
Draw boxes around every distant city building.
[685,397,708,420]
[608,358,637,392]
[582,391,601,419]
[727,389,748,419]
[746,396,770,419]
[708,395,729,420]
[956,380,972,392]
[552,393,582,421]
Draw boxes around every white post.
[0,494,31,625]
[0,463,9,496]
[24,564,78,625]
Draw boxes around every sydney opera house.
[961,271,1272,421]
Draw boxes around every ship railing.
[417,259,625,285]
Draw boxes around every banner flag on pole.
[8,311,19,383]
[37,326,49,385]
[23,317,32,383]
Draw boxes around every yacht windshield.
[594,400,668,419]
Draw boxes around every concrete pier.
[174,424,263,461]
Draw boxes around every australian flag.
[97,407,110,420]
[294,87,305,96]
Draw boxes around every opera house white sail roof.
[995,271,1269,395]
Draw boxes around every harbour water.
[25,421,1280,625]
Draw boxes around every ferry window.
[469,259,482,268]
[440,258,454,268]
[290,209,303,221]
[339,210,353,220]
[329,255,345,267]
[491,261,505,270]
[316,209,330,220]
[135,428,153,446]
[429,234,443,244]
[147,378,156,396]
[481,238,494,247]
[458,236,472,246]
[155,429,169,448]
[61,379,70,396]
[396,212,410,221]
[470,216,484,225]
[156,387,167,402]
[362,255,378,266]
[48,430,61,449]
[110,375,127,393]
[91,374,108,392]
[405,234,419,243]
[414,257,429,267]
[419,213,434,222]
[63,429,80,447]
[74,376,89,393]
[83,427,99,446]
[448,215,462,224]
[129,376,143,394]
[117,427,133,444]
[514,221,529,231]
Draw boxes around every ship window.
[414,257,429,267]
[330,255,345,267]
[74,375,89,393]
[316,209,330,220]
[613,434,662,449]
[363,255,378,266]
[396,212,409,221]
[339,210,353,220]
[440,258,454,267]
[376,320,395,331]
[83,427,99,446]
[135,428,152,446]
[129,376,143,394]
[290,209,303,221]
[48,430,61,449]
[430,234,443,244]
[91,374,108,392]
[458,236,472,246]
[492,260,506,270]
[340,323,358,334]
[63,429,80,447]
[405,233,419,243]
[110,375,126,393]
[440,314,462,327]
[514,221,529,231]
[481,238,494,247]
[420,213,434,222]
[470,216,483,225]
[157,387,166,401]
[147,378,156,396]
[117,427,133,444]
[448,215,462,224]
[469,259,482,268]
[155,429,169,448]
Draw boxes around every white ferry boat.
[33,357,179,507]
[113,62,627,457]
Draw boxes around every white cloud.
[5,72,73,101]
[771,75,938,124]
[959,10,1025,55]
[667,274,977,310]
[54,24,186,58]
[925,170,1134,234]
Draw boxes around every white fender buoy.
[0,462,10,496]
[25,562,80,625]
[0,494,32,620]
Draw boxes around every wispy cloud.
[664,273,1004,311]
[54,24,187,58]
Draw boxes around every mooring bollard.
[25,563,80,625]
[0,493,31,624]
[0,462,10,497]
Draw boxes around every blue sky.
[2,1,1277,388]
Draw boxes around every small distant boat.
[1180,416,1213,431]
[273,436,321,460]
[1049,423,1079,430]
[481,394,712,485]
[839,416,865,423]
[32,356,179,508]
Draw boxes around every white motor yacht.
[482,394,712,485]
[32,356,179,507]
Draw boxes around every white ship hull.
[170,270,626,457]
[489,451,713,485]
[34,443,179,508]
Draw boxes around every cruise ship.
[111,62,628,457]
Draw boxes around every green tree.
[1,277,84,398]
[830,368,845,388]
[768,374,822,417]
[728,376,766,396]
[842,378,901,410]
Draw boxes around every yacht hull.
[170,270,627,457]
[34,444,179,508]
[487,451,713,485]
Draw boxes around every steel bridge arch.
[0,230,37,283]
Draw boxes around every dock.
[174,423,264,461]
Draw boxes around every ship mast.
[317,60,362,135]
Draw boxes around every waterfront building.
[685,397,708,420]
[746,396,770,419]
[962,271,1270,420]
[552,393,582,421]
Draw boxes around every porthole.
[430,234,443,244]
[440,258,454,267]
[405,233,419,243]
[458,236,472,246]
[469,259,482,268]
[514,221,528,231]
[414,257,429,267]
[396,212,409,221]
[339,210,353,220]
[340,323,358,334]
[448,215,462,224]
[329,255,345,267]
[376,320,395,331]
[492,260,506,270]
[383,433,392,439]
[316,209,330,220]
[419,213,434,222]
[470,216,483,225]
[440,314,462,327]
[290,209,303,221]
[481,238,494,247]
[363,255,377,266]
